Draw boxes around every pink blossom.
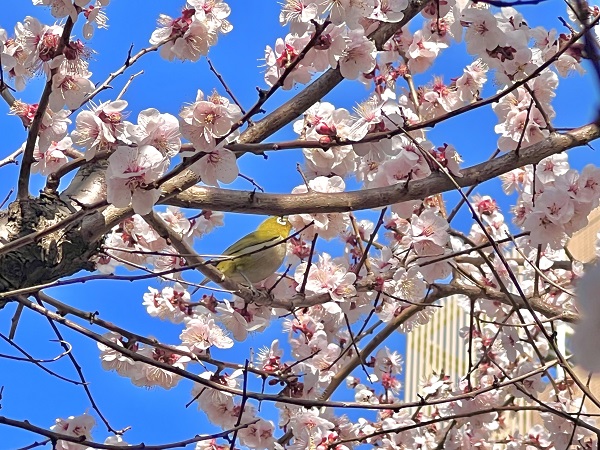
[50,413,95,450]
[373,347,403,379]
[404,209,449,256]
[188,0,233,34]
[335,29,377,79]
[49,70,95,110]
[98,332,136,376]
[390,266,426,302]
[577,164,600,205]
[288,408,335,443]
[370,139,432,188]
[279,0,323,35]
[39,108,71,151]
[407,30,446,74]
[216,299,268,341]
[106,145,168,214]
[180,315,234,353]
[295,253,357,301]
[370,0,408,23]
[454,60,488,103]
[522,211,567,248]
[179,89,242,148]
[496,107,549,152]
[151,9,216,62]
[32,0,91,21]
[536,154,569,184]
[345,95,384,143]
[324,0,376,28]
[159,206,196,243]
[82,2,110,39]
[289,176,351,240]
[131,346,191,390]
[535,187,574,225]
[255,339,283,373]
[32,135,71,176]
[71,100,130,158]
[142,283,190,323]
[461,9,505,55]
[129,108,181,157]
[264,33,315,89]
[237,419,277,450]
[190,146,238,187]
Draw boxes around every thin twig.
[206,57,246,114]
[0,147,24,169]
[18,18,75,200]
[36,295,117,433]
[116,70,144,101]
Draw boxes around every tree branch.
[162,122,600,214]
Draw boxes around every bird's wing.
[223,232,283,256]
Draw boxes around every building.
[403,207,600,432]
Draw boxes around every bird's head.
[258,216,293,239]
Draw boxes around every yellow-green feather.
[204,216,292,285]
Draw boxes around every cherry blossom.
[143,283,190,323]
[50,413,95,450]
[188,0,233,34]
[288,408,334,444]
[407,29,447,74]
[31,135,71,176]
[71,99,130,158]
[82,2,110,39]
[49,70,95,111]
[216,299,268,342]
[97,332,137,376]
[280,0,323,35]
[33,0,91,21]
[264,33,315,89]
[344,95,385,143]
[180,315,234,353]
[295,252,357,301]
[150,8,217,62]
[403,208,449,256]
[190,146,238,187]
[105,144,168,214]
[2,2,600,449]
[255,339,284,373]
[128,108,181,157]
[334,29,377,79]
[461,9,506,55]
[324,0,376,28]
[179,89,242,148]
[289,176,351,240]
[370,0,408,23]
[237,419,277,450]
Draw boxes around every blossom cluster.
[504,155,600,250]
[1,15,94,172]
[149,0,232,62]
[5,0,600,449]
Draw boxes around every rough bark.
[0,195,98,294]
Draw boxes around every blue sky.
[0,1,598,448]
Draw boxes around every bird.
[201,216,293,287]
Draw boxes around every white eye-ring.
[277,217,286,225]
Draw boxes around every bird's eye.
[277,217,286,225]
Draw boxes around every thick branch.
[163,122,600,214]
[237,2,429,146]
